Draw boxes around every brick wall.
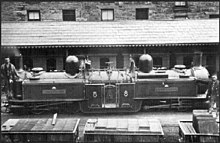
[1,1,219,22]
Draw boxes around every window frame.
[183,56,193,69]
[101,9,114,21]
[46,58,56,72]
[173,1,188,19]
[136,8,149,20]
[27,10,41,21]
[100,57,110,69]
[174,1,187,7]
[209,14,219,19]
[153,57,163,68]
[62,9,76,21]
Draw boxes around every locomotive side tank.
[9,56,85,114]
[8,52,210,114]
[136,53,197,98]
[135,53,209,110]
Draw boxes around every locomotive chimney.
[193,51,203,67]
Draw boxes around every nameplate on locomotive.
[155,87,178,92]
[42,89,66,94]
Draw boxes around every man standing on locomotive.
[129,55,136,77]
[1,57,20,100]
[207,73,219,118]
[85,55,91,76]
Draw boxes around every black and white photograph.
[1,0,219,142]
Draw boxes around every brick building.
[1,0,219,75]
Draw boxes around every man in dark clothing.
[207,73,219,118]
[129,55,136,77]
[85,55,91,76]
[1,57,19,99]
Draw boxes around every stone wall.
[1,1,219,22]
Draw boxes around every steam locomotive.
[7,52,210,114]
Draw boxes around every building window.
[174,1,188,19]
[153,57,162,68]
[175,1,187,7]
[183,56,193,68]
[209,14,219,19]
[47,58,56,72]
[136,8,149,20]
[169,53,177,69]
[206,55,216,75]
[63,10,76,21]
[23,57,33,71]
[27,10,40,21]
[100,57,109,69]
[101,9,114,21]
[116,54,124,69]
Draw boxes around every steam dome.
[139,54,153,73]
[65,55,79,75]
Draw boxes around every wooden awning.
[1,19,219,48]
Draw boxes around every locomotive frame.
[4,52,210,114]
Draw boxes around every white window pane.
[107,11,113,20]
[181,2,186,6]
[34,12,39,19]
[29,13,34,19]
[175,2,181,5]
[102,11,108,20]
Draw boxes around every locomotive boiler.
[7,52,210,114]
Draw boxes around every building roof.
[1,19,219,47]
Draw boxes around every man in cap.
[1,57,19,99]
[85,55,91,76]
[129,55,135,73]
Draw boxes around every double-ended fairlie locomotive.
[8,52,210,114]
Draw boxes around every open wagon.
[1,118,80,143]
[178,120,219,143]
[84,118,164,142]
